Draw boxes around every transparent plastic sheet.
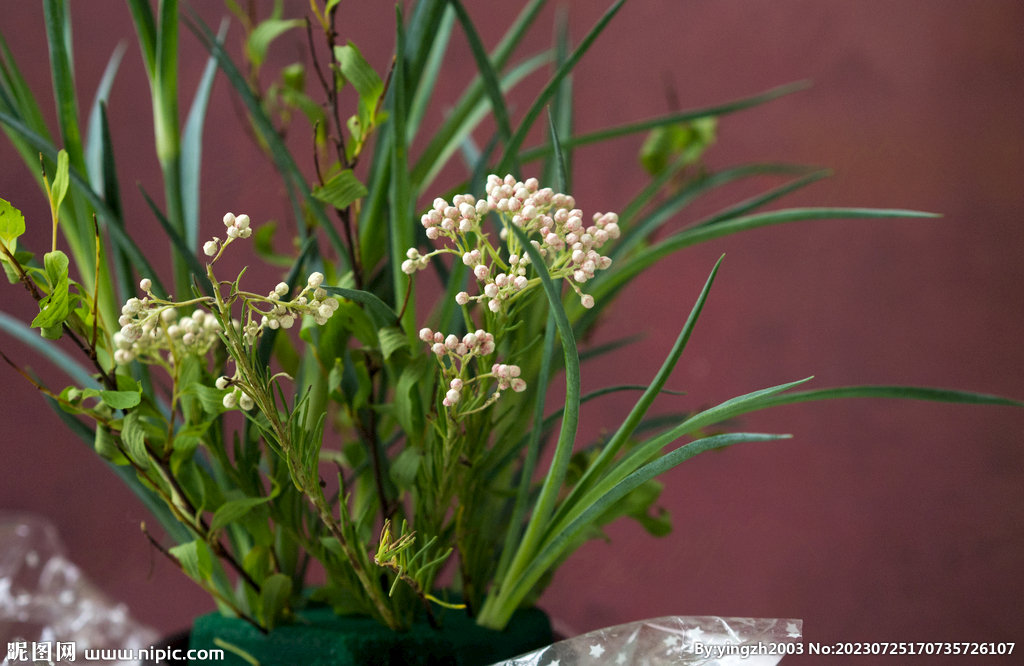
[0,514,157,666]
[491,616,803,666]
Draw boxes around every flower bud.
[215,376,230,390]
[307,272,325,288]
[239,393,255,410]
[139,278,152,292]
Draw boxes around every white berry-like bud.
[234,214,250,230]
[319,304,333,318]
[226,226,239,238]
[450,378,464,391]
[307,272,325,288]
[275,282,289,296]
[511,378,527,392]
[446,388,461,404]
[139,278,152,292]
[401,259,417,274]
[118,314,132,327]
[223,212,235,227]
[455,291,470,305]
[581,294,595,309]
[432,342,446,356]
[203,239,219,256]
[215,376,230,390]
[474,265,490,280]
[223,392,238,409]
[419,328,433,342]
[239,393,255,410]
[484,283,499,298]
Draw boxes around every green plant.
[0,0,1018,634]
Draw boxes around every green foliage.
[0,0,1017,637]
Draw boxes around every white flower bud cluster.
[455,249,531,314]
[252,272,340,340]
[418,193,490,243]
[417,327,525,409]
[491,363,526,393]
[204,212,252,257]
[221,384,255,411]
[485,174,616,309]
[113,295,221,364]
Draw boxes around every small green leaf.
[30,251,70,334]
[0,197,26,253]
[80,384,142,410]
[311,169,368,210]
[169,539,214,583]
[94,426,129,465]
[260,572,293,631]
[390,447,422,490]
[210,496,273,531]
[334,42,384,104]
[378,326,410,360]
[246,18,303,68]
[3,251,32,284]
[50,149,70,213]
[120,410,150,469]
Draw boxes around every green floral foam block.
[189,605,552,666]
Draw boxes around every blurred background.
[1,1,1021,663]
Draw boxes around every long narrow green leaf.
[553,256,723,529]
[0,32,54,155]
[746,385,1024,411]
[137,185,212,296]
[389,7,415,340]
[577,333,644,363]
[612,163,815,260]
[0,310,99,389]
[499,432,787,624]
[489,224,581,609]
[410,0,550,191]
[541,7,572,191]
[494,310,557,585]
[182,11,346,263]
[413,50,552,196]
[42,0,84,168]
[518,81,810,164]
[450,0,513,150]
[0,110,167,296]
[497,0,626,173]
[85,42,127,189]
[546,110,567,193]
[181,19,228,250]
[688,169,832,230]
[408,5,455,143]
[97,103,133,302]
[591,208,941,308]
[125,0,157,76]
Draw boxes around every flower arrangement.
[0,0,1018,646]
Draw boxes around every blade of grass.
[687,169,832,230]
[745,385,1024,411]
[518,81,810,164]
[493,309,556,585]
[406,4,455,142]
[496,432,788,626]
[481,224,581,625]
[496,0,626,174]
[137,185,213,296]
[182,19,228,250]
[0,310,100,389]
[0,109,167,297]
[554,256,722,531]
[85,42,127,189]
[450,0,514,154]
[612,163,815,260]
[589,208,941,310]
[389,6,415,340]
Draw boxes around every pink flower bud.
[419,328,434,342]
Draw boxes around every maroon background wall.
[1,1,1022,663]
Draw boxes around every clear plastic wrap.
[492,616,803,666]
[0,514,157,666]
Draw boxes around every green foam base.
[189,605,552,666]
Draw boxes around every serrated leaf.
[210,496,273,531]
[120,410,150,469]
[0,197,25,253]
[311,169,368,210]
